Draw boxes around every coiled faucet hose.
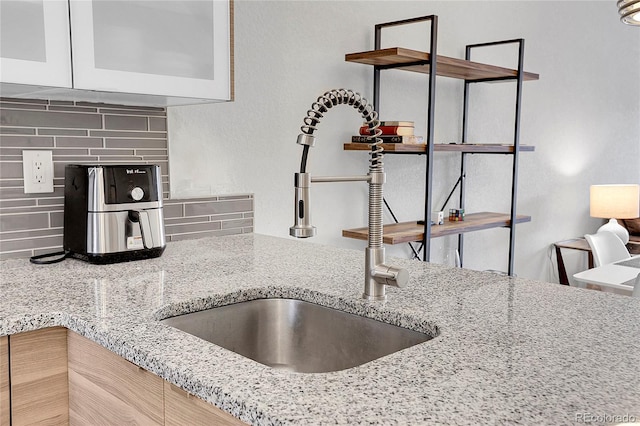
[298,88,383,174]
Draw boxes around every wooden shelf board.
[344,143,535,153]
[345,47,539,82]
[342,212,532,245]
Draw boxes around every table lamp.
[590,184,640,244]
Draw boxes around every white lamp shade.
[590,184,640,219]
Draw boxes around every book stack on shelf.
[352,121,424,144]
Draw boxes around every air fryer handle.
[129,210,154,249]
[137,210,153,249]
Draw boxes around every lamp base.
[597,218,629,244]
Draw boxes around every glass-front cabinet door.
[69,0,232,101]
[0,0,72,88]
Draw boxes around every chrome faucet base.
[362,293,387,302]
[363,247,408,300]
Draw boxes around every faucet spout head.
[290,172,316,238]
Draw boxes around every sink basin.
[161,298,434,373]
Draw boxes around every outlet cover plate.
[23,150,54,193]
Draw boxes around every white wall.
[168,0,640,283]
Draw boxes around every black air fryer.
[63,165,166,264]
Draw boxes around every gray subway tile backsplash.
[0,212,50,232]
[0,162,23,178]
[1,227,63,241]
[0,108,103,128]
[0,135,54,147]
[149,117,167,131]
[55,136,103,147]
[164,215,211,225]
[37,128,88,136]
[0,102,48,111]
[165,221,222,235]
[104,138,167,149]
[36,197,64,206]
[2,98,48,105]
[162,203,185,219]
[0,199,36,208]
[0,97,253,259]
[184,199,254,217]
[91,130,166,138]
[1,235,63,252]
[48,105,98,113]
[221,218,254,230]
[168,227,245,242]
[104,114,149,131]
[0,127,35,134]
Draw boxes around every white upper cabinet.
[0,0,233,105]
[0,0,72,88]
[70,0,232,101]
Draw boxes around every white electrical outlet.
[23,150,54,193]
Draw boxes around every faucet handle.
[372,264,409,288]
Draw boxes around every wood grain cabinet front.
[0,336,9,426]
[68,331,248,425]
[67,331,164,425]
[2,328,248,425]
[9,327,69,426]
[165,382,247,426]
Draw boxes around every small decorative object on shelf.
[432,211,444,225]
[449,209,465,222]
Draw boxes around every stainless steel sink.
[161,298,434,373]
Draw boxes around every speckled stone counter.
[1,234,639,425]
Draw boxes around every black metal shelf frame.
[373,15,438,263]
[370,16,527,276]
[460,39,525,276]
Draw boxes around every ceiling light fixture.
[618,0,640,25]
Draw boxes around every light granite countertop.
[1,234,639,425]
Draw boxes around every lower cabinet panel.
[0,336,9,426]
[3,328,249,425]
[165,382,247,426]
[9,327,69,426]
[67,331,164,425]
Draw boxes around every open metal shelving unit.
[342,15,539,275]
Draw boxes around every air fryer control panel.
[104,166,159,204]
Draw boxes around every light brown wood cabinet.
[68,332,246,425]
[67,331,164,425]
[3,328,248,425]
[0,336,9,426]
[165,382,246,426]
[9,327,69,425]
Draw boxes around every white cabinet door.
[69,0,231,100]
[0,0,72,88]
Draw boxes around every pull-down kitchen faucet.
[290,89,409,301]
